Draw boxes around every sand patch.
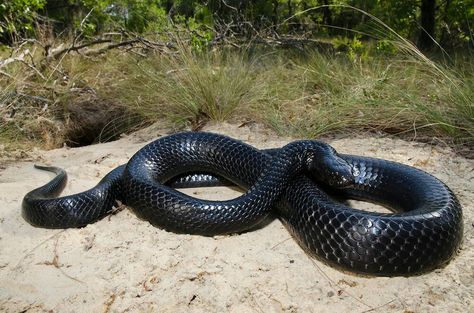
[0,122,472,312]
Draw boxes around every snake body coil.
[22,132,463,276]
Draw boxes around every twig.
[85,39,140,55]
[13,230,66,271]
[38,235,85,284]
[19,59,46,80]
[80,9,94,28]
[0,70,14,79]
[103,293,117,313]
[222,0,238,11]
[359,299,397,313]
[270,237,292,250]
[127,48,147,57]
[9,91,51,104]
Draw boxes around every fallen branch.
[84,39,140,55]
[0,49,30,68]
[0,49,47,80]
[47,39,113,60]
[46,36,175,59]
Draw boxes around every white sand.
[0,122,472,312]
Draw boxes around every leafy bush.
[0,0,45,43]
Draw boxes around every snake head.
[306,146,356,188]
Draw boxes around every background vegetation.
[0,1,473,155]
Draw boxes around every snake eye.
[308,154,355,188]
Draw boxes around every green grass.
[263,52,474,142]
[0,39,473,153]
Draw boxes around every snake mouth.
[325,169,356,188]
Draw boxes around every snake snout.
[308,153,356,188]
[326,158,356,188]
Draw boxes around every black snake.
[22,132,463,276]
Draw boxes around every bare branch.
[0,49,30,68]
[47,39,113,60]
[84,39,140,55]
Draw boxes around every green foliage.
[2,0,473,50]
[188,18,214,51]
[103,0,168,33]
[440,0,474,46]
[370,0,419,38]
[376,40,397,55]
[0,0,45,42]
[43,0,169,36]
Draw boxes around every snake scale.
[22,132,463,276]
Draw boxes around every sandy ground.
[0,122,472,313]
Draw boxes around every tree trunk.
[440,0,451,47]
[272,0,279,25]
[418,0,436,50]
[322,0,332,26]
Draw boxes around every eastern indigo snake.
[22,132,463,276]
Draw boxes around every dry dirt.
[0,122,473,313]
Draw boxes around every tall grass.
[133,47,264,123]
[0,37,472,152]
[260,52,473,143]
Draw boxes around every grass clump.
[133,48,264,124]
[255,50,473,146]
